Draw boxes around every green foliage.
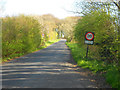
[105,65,120,88]
[77,60,106,73]
[59,16,81,42]
[2,14,60,62]
[66,42,106,73]
[66,42,86,61]
[33,14,58,41]
[74,10,118,63]
[72,9,119,88]
[2,15,42,60]
[66,42,120,89]
[72,1,119,88]
[106,66,120,89]
[66,43,120,89]
[39,39,60,49]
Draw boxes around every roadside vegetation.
[1,14,60,63]
[1,14,79,63]
[66,42,119,88]
[39,39,60,49]
[65,1,120,89]
[1,0,119,89]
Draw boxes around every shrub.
[66,42,120,89]
[2,15,42,60]
[105,65,120,88]
[74,10,118,63]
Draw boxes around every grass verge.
[66,42,120,89]
[2,39,60,63]
[40,39,60,49]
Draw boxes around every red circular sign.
[42,33,44,36]
[85,32,94,40]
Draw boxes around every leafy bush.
[2,14,60,62]
[2,15,42,60]
[66,42,120,89]
[66,42,106,73]
[74,10,118,63]
[105,65,120,88]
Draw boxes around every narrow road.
[2,39,110,88]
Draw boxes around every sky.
[1,0,78,19]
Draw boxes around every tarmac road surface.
[2,39,111,88]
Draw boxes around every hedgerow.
[2,15,42,60]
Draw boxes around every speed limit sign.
[85,32,94,45]
[85,32,94,40]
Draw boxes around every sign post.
[85,32,94,58]
[86,45,89,58]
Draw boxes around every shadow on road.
[2,39,107,88]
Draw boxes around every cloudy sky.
[1,0,79,19]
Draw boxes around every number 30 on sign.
[85,32,94,45]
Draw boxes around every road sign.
[85,32,94,45]
[85,32,94,40]
[42,33,44,38]
[42,33,44,36]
